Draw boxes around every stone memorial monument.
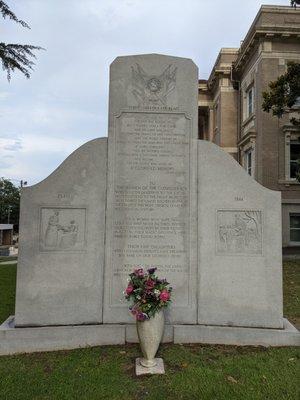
[0,54,299,355]
[103,55,198,325]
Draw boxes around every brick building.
[198,5,300,253]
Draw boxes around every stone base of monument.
[173,319,300,347]
[0,316,125,356]
[135,358,165,376]
[0,316,299,356]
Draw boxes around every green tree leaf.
[0,178,20,227]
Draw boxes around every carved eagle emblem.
[131,63,177,106]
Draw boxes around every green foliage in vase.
[124,267,172,320]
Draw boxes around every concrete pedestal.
[135,358,165,375]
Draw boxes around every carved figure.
[59,220,78,248]
[131,63,177,106]
[218,211,262,254]
[228,215,243,251]
[243,211,260,243]
[44,211,60,247]
[43,211,79,250]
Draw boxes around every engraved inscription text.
[110,112,191,306]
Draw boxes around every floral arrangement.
[124,267,172,321]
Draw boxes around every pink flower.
[159,290,170,302]
[125,284,134,295]
[134,268,144,277]
[145,279,155,289]
[130,305,138,316]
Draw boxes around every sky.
[0,0,289,185]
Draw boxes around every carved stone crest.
[131,63,177,106]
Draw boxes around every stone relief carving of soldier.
[44,211,60,247]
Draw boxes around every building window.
[290,213,300,242]
[244,149,253,176]
[290,140,300,179]
[242,85,255,121]
[247,87,254,117]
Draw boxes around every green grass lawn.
[283,261,300,328]
[0,263,16,323]
[0,262,299,400]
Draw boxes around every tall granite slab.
[197,141,283,329]
[103,54,198,323]
[15,138,107,326]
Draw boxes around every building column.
[208,107,214,142]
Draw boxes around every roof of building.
[199,5,300,92]
[235,5,300,71]
[207,48,239,91]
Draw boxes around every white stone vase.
[136,310,165,367]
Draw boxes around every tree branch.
[0,1,30,28]
[0,42,44,80]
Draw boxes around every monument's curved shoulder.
[197,140,280,197]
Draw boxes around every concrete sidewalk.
[0,261,17,265]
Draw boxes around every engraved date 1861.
[234,196,244,202]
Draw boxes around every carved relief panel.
[216,210,262,255]
[39,207,86,252]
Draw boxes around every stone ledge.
[1,317,299,356]
[174,319,300,347]
[0,316,125,356]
